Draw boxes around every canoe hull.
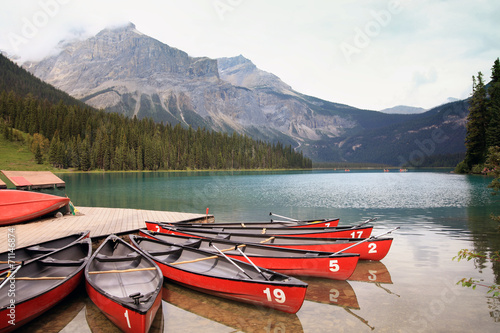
[86,282,162,333]
[146,221,373,239]
[145,222,392,261]
[0,239,91,333]
[170,218,340,229]
[223,253,358,280]
[85,235,163,333]
[0,271,84,333]
[131,236,307,314]
[0,231,90,273]
[140,230,359,280]
[153,257,306,314]
[0,190,69,226]
[266,239,393,261]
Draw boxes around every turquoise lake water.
[22,169,500,332]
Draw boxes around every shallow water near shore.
[16,169,500,332]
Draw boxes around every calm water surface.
[22,170,500,332]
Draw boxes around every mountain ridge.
[22,22,468,165]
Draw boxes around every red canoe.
[85,235,163,333]
[146,221,373,239]
[145,222,392,261]
[140,229,359,280]
[130,235,308,314]
[0,231,90,273]
[168,218,340,229]
[0,190,70,226]
[0,238,92,332]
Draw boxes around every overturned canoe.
[145,223,393,261]
[0,238,92,332]
[85,235,163,333]
[0,190,70,226]
[140,229,359,280]
[130,235,308,314]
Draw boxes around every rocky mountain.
[23,23,469,165]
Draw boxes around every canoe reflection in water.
[162,282,304,333]
[302,260,395,331]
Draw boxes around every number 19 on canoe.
[263,288,286,303]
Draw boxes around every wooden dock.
[0,206,210,252]
[1,170,65,189]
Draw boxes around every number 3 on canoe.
[329,259,339,272]
[263,288,286,303]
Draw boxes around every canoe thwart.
[95,252,140,262]
[88,267,157,275]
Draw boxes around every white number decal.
[325,223,331,227]
[368,270,378,281]
[329,288,340,302]
[368,243,377,253]
[329,259,340,272]
[124,310,131,329]
[350,231,363,238]
[156,225,160,232]
[263,288,286,303]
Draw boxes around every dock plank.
[0,207,207,252]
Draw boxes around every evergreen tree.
[464,72,489,169]
[487,58,500,148]
[34,144,43,164]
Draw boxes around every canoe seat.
[147,246,182,261]
[304,252,320,257]
[26,245,58,253]
[39,257,85,266]
[147,249,179,256]
[183,238,202,248]
[214,234,230,240]
[95,253,140,262]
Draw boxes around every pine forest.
[0,55,312,171]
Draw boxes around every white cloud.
[0,0,499,110]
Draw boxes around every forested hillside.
[457,58,500,174]
[0,55,311,171]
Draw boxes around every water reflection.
[162,282,304,332]
[349,261,392,284]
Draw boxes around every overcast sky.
[0,0,499,110]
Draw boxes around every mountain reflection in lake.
[17,170,500,332]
